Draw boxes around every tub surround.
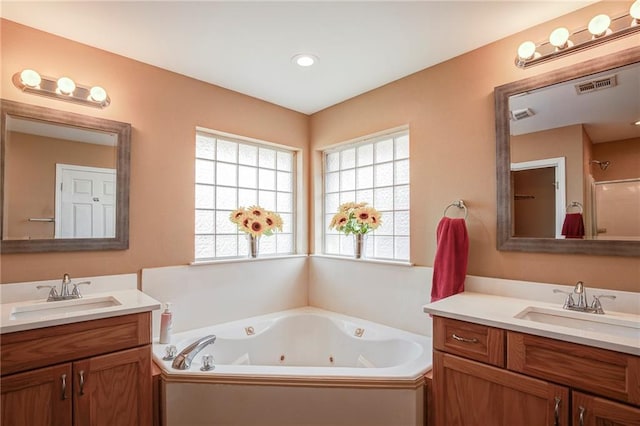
[424,291,639,356]
[143,257,639,343]
[0,273,160,333]
[155,307,430,426]
[153,307,432,380]
[308,256,432,336]
[141,257,307,338]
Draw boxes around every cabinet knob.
[553,396,561,426]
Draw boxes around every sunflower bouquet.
[328,202,382,235]
[229,206,283,237]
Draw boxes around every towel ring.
[443,200,468,220]
[566,201,583,214]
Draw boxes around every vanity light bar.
[12,70,111,108]
[515,4,640,69]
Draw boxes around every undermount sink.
[515,306,640,340]
[10,296,122,321]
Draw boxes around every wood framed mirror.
[495,46,640,256]
[1,99,131,253]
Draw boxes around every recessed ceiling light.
[292,54,317,67]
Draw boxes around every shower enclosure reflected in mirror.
[495,46,640,256]
[1,99,131,253]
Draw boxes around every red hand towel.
[431,217,469,303]
[561,213,585,239]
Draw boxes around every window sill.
[191,254,307,266]
[310,254,414,267]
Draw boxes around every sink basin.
[10,296,122,320]
[515,306,640,340]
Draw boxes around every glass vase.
[353,233,368,259]
[246,234,260,258]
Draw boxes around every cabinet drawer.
[1,312,151,376]
[433,317,505,367]
[508,332,640,406]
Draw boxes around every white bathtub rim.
[153,306,432,381]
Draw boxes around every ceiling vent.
[575,74,617,94]
[511,108,535,121]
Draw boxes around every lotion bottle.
[159,302,173,344]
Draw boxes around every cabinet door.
[73,346,152,426]
[434,351,569,426]
[573,391,640,426]
[1,363,72,426]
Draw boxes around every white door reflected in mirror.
[55,164,116,238]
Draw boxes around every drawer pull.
[578,406,585,426]
[61,374,67,400]
[452,333,479,344]
[78,370,85,396]
[553,397,561,426]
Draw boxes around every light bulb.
[517,41,537,60]
[549,27,571,49]
[57,77,76,95]
[631,0,640,25]
[588,14,611,37]
[89,86,108,102]
[20,69,42,88]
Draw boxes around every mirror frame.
[495,46,640,257]
[0,99,131,253]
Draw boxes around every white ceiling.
[6,115,118,146]
[1,1,595,114]
[510,62,640,143]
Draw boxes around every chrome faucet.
[60,273,72,298]
[553,281,616,315]
[573,281,588,309]
[172,335,217,370]
[37,273,91,302]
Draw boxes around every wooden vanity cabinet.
[434,351,569,425]
[0,312,153,426]
[1,363,72,426]
[432,316,640,426]
[573,392,640,426]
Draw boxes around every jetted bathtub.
[153,307,432,426]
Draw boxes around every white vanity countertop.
[423,292,640,356]
[0,289,161,334]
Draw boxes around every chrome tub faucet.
[172,335,217,370]
[553,281,616,315]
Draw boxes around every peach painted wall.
[1,19,309,283]
[2,3,639,292]
[511,124,584,205]
[309,2,640,292]
[591,137,640,182]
